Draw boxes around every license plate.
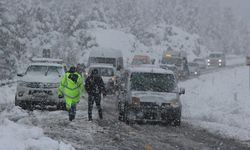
[30,90,50,97]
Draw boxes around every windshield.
[209,54,223,58]
[89,67,114,77]
[130,72,176,92]
[132,59,150,65]
[26,65,63,76]
[89,57,116,67]
[194,59,204,63]
[188,63,199,67]
[162,57,182,66]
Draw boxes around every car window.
[89,67,114,77]
[209,54,223,58]
[26,65,63,76]
[46,66,63,76]
[26,66,47,75]
[130,72,176,92]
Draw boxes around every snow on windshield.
[130,73,176,92]
[209,54,223,58]
[89,67,114,77]
[26,65,63,76]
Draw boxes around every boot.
[88,113,92,121]
[99,110,103,119]
[69,115,74,121]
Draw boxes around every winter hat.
[69,66,76,73]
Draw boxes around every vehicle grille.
[26,82,41,88]
[140,102,159,108]
[209,59,220,65]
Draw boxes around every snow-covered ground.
[0,85,75,150]
[181,66,250,141]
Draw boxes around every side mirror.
[17,73,24,77]
[179,88,185,95]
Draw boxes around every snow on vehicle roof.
[89,63,115,69]
[29,62,63,67]
[209,52,224,55]
[31,58,63,64]
[89,47,123,58]
[129,65,174,74]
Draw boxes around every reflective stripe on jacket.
[58,72,85,108]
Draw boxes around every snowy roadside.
[0,85,75,150]
[180,66,250,142]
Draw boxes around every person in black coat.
[85,69,106,121]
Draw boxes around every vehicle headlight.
[170,100,180,108]
[131,97,140,107]
[207,59,210,62]
[112,76,116,81]
[218,59,222,62]
[46,83,59,88]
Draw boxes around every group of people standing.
[58,65,106,121]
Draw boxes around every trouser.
[69,104,76,121]
[88,94,102,120]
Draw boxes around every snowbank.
[180,66,250,141]
[0,119,74,150]
[0,84,75,150]
[0,83,16,104]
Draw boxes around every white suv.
[15,58,66,110]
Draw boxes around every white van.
[88,47,124,70]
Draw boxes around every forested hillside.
[0,0,249,79]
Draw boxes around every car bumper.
[207,61,224,67]
[127,106,181,122]
[15,87,64,104]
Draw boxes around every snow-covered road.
[0,56,250,150]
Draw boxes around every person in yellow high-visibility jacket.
[58,66,86,121]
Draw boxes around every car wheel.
[118,102,124,121]
[172,116,181,126]
[57,103,66,110]
[14,96,19,106]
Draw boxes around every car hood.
[21,73,61,83]
[131,91,178,105]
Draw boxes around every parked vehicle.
[131,55,151,65]
[161,50,189,80]
[88,47,124,70]
[86,63,116,94]
[118,66,185,126]
[206,52,226,67]
[193,58,207,69]
[159,64,178,78]
[188,62,200,76]
[15,58,66,110]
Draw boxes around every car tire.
[172,116,181,126]
[118,102,124,121]
[57,103,66,110]
[14,95,19,106]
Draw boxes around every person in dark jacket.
[85,69,106,121]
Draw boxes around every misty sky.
[220,0,250,23]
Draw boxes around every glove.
[58,94,64,99]
[103,92,107,97]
